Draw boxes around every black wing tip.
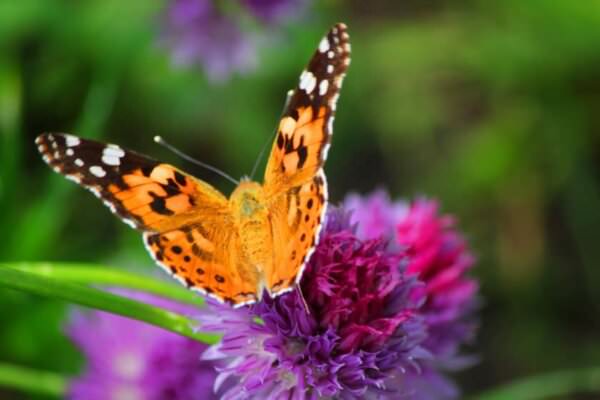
[332,22,348,34]
[328,23,351,62]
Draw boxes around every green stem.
[0,362,67,397]
[0,266,220,344]
[473,367,600,400]
[7,262,204,307]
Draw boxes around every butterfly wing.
[36,133,258,306]
[36,133,227,231]
[144,225,259,307]
[263,23,351,295]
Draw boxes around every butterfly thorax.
[229,181,272,280]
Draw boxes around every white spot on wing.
[102,146,125,166]
[75,158,84,167]
[102,155,121,166]
[65,175,81,184]
[122,219,137,229]
[319,80,329,96]
[66,148,74,156]
[65,135,80,147]
[327,116,334,133]
[321,142,331,161]
[327,51,334,59]
[299,70,317,94]
[89,165,106,177]
[104,146,125,158]
[88,187,101,197]
[319,37,330,53]
[327,65,334,74]
[330,93,340,111]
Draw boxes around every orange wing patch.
[144,224,260,307]
[106,164,200,230]
[266,171,328,295]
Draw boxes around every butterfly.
[36,23,351,307]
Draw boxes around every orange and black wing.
[36,133,227,232]
[36,133,259,306]
[263,23,351,295]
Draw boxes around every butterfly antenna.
[154,136,240,186]
[249,89,295,180]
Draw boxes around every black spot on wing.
[297,144,308,169]
[174,170,187,186]
[148,191,174,216]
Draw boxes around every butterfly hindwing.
[266,171,328,295]
[263,24,350,295]
[144,225,260,307]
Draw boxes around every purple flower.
[199,208,432,399]
[160,0,311,81]
[242,0,308,24]
[345,190,409,242]
[161,0,257,81]
[66,192,479,400]
[67,291,219,400]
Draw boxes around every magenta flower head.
[67,290,219,400]
[345,191,480,398]
[198,208,433,399]
[397,199,479,363]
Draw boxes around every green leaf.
[0,361,66,397]
[7,262,204,307]
[0,265,220,344]
[473,367,600,400]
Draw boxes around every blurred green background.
[1,0,599,398]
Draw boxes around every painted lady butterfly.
[36,23,351,307]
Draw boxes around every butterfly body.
[36,23,351,307]
[230,180,272,289]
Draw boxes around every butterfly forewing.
[263,23,350,193]
[36,133,228,232]
[263,23,350,295]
